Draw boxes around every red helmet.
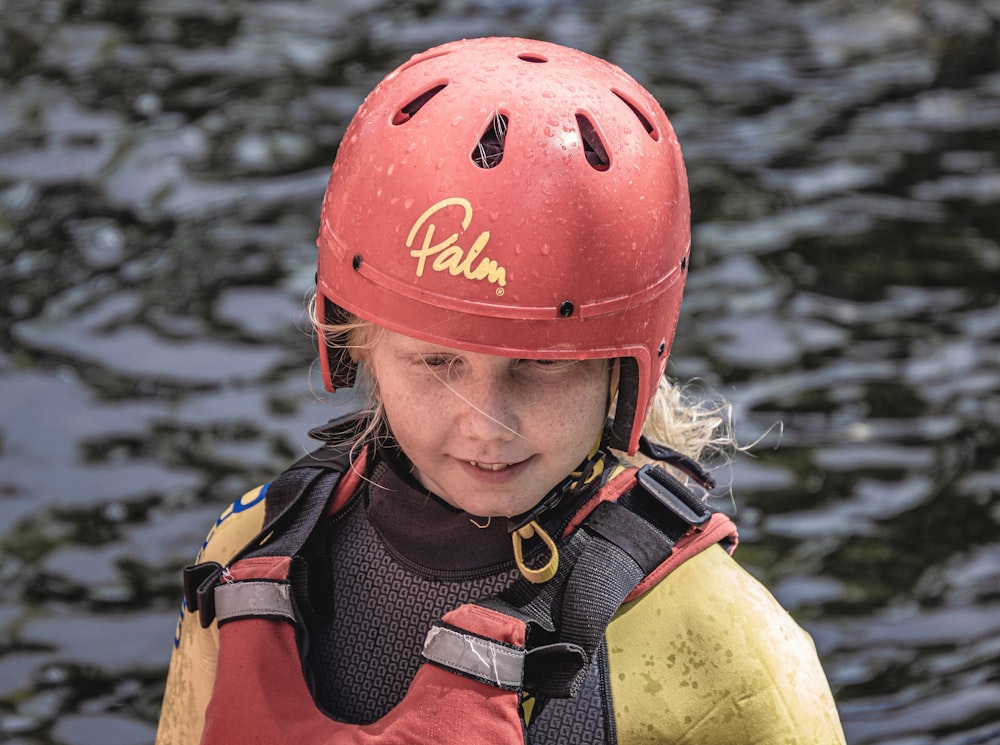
[316,36,690,454]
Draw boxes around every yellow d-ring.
[512,520,559,584]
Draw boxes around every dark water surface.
[2,1,999,743]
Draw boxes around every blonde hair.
[311,303,733,467]
[616,376,733,467]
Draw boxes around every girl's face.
[367,329,610,518]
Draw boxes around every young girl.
[156,37,846,744]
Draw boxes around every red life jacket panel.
[204,555,529,744]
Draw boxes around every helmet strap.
[607,357,640,452]
[506,437,614,537]
[320,297,358,389]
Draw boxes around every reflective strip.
[215,580,294,624]
[422,624,524,690]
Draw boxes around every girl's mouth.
[468,461,512,471]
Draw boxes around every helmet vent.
[472,113,509,169]
[392,84,447,125]
[576,114,610,171]
[612,89,660,141]
[517,53,548,63]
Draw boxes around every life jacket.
[182,433,737,745]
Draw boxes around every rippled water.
[1,1,998,743]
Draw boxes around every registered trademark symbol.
[496,287,505,296]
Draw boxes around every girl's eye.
[417,355,458,370]
[519,358,573,370]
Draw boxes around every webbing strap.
[478,463,714,699]
[183,430,355,628]
[261,444,356,530]
[583,500,674,575]
[244,467,343,559]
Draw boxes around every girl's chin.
[440,492,544,520]
[455,502,533,520]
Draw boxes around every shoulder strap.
[182,415,364,628]
[259,413,367,535]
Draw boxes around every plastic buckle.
[182,562,224,628]
[635,465,711,527]
[507,479,567,534]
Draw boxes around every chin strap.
[508,436,613,584]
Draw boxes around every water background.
[2,1,999,743]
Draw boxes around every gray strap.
[214,580,294,624]
[421,624,524,690]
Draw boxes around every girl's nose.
[458,368,520,443]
